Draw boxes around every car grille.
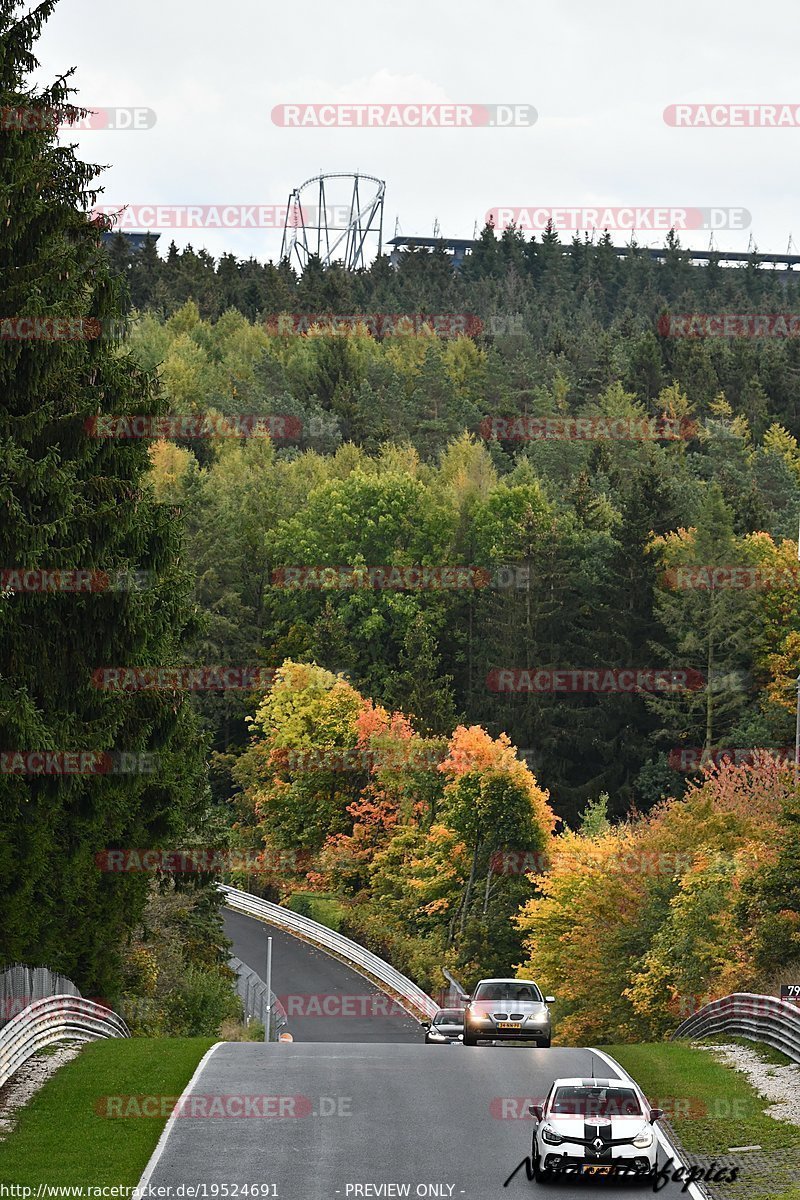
[491,1012,526,1020]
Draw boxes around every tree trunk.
[460,842,480,937]
[482,862,494,916]
[704,594,715,757]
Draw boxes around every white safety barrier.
[0,994,129,1089]
[221,885,439,1021]
[671,992,800,1064]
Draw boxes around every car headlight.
[633,1127,654,1148]
[540,1125,562,1145]
[526,1012,548,1022]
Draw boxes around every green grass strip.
[605,1042,800,1155]
[0,1037,215,1186]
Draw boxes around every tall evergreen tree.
[0,0,207,995]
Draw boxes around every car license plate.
[581,1164,613,1176]
[496,1021,521,1029]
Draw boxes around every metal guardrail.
[0,965,82,1028]
[221,885,439,1021]
[671,993,800,1064]
[0,995,130,1089]
[229,954,288,1040]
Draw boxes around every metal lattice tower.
[280,173,385,271]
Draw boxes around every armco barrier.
[221,885,439,1021]
[229,953,288,1040]
[671,993,800,1064]
[0,964,81,1028]
[0,995,130,1089]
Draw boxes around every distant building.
[387,235,476,269]
[387,234,800,277]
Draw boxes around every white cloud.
[25,0,800,263]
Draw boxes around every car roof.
[474,977,539,985]
[434,1008,464,1018]
[550,1077,643,1092]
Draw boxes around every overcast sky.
[31,0,800,266]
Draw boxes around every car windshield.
[434,1010,464,1025]
[473,982,542,1002]
[550,1086,643,1118]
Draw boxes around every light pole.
[264,934,272,1042]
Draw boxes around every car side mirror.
[529,1104,544,1121]
[421,1021,430,1029]
[649,1108,663,1123]
[545,996,555,1004]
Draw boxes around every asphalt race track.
[145,1041,696,1198]
[137,910,704,1197]
[224,908,421,1042]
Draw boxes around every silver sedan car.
[463,977,554,1046]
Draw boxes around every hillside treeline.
[137,303,800,822]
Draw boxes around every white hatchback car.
[530,1077,662,1180]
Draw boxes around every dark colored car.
[422,1007,465,1044]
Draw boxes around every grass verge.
[604,1041,800,1156]
[285,890,347,931]
[0,1037,215,1186]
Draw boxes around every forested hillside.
[95,234,800,1032]
[4,0,800,1029]
[111,255,800,824]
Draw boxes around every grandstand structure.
[387,235,800,277]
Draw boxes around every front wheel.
[539,1036,551,1048]
[532,1146,548,1183]
[463,1029,478,1046]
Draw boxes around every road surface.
[224,907,421,1043]
[145,1040,694,1198]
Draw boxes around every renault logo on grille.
[593,1137,604,1151]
